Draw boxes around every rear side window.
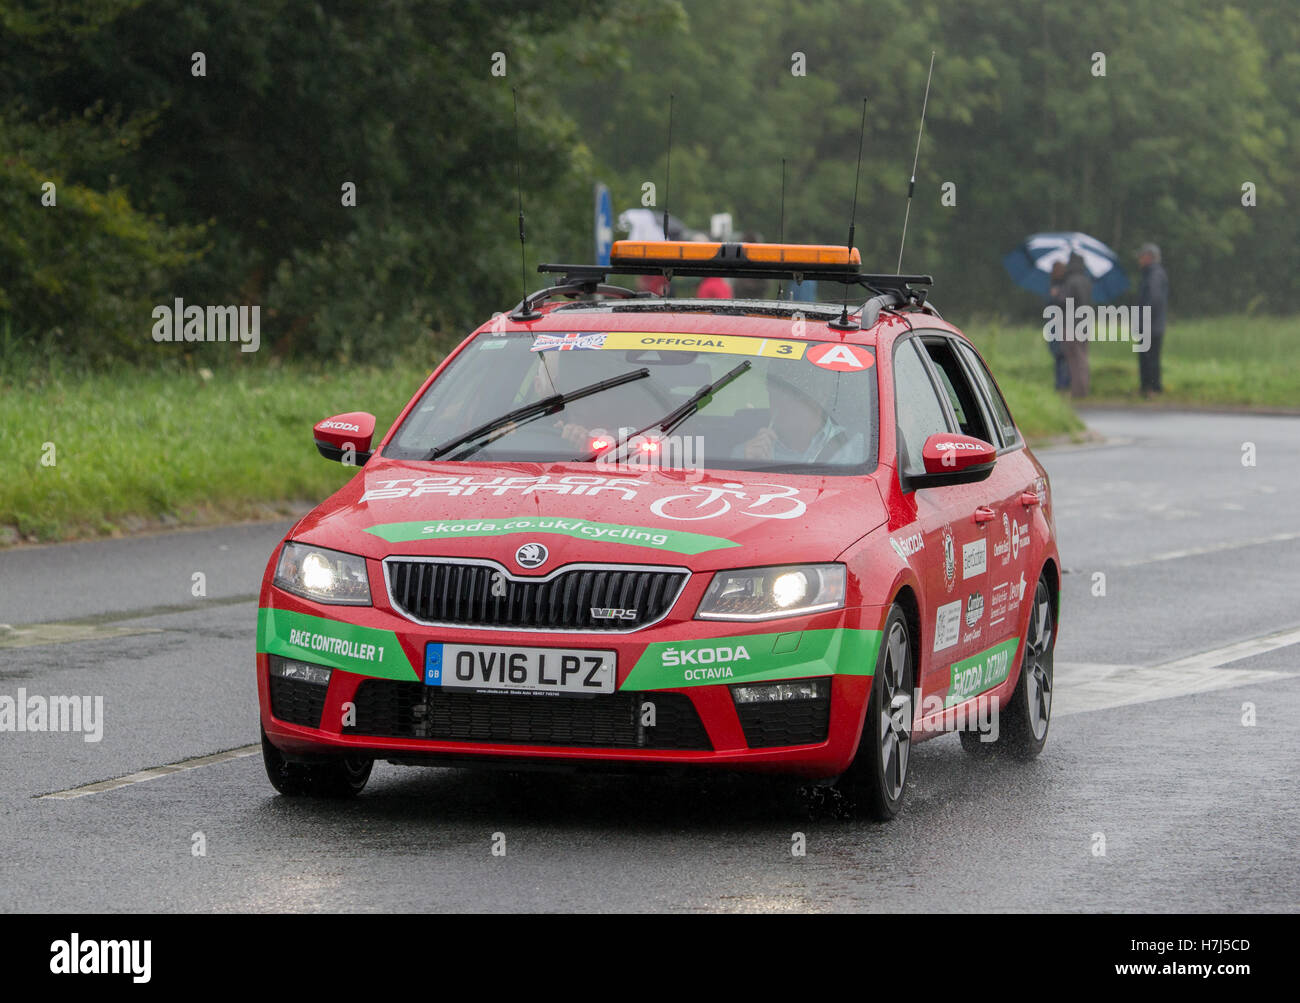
[893,339,950,478]
[920,337,994,443]
[956,342,1020,447]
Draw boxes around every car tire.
[839,604,914,820]
[959,571,1055,760]
[261,728,373,797]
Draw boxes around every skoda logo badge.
[515,542,548,569]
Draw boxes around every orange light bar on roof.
[743,243,861,266]
[609,240,860,268]
[611,240,723,262]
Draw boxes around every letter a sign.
[807,343,874,371]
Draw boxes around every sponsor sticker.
[890,532,924,559]
[946,638,1020,706]
[962,538,987,579]
[941,524,956,592]
[934,599,962,652]
[256,608,416,681]
[531,332,609,352]
[596,331,807,359]
[623,627,881,690]
[365,516,738,555]
[994,513,1013,566]
[988,580,1010,627]
[965,592,984,627]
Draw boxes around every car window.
[893,339,951,478]
[920,337,994,443]
[383,330,879,475]
[955,342,1020,447]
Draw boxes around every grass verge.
[1,354,437,545]
[965,314,1300,411]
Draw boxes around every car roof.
[482,298,964,347]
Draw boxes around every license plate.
[425,643,616,695]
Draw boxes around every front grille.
[385,560,686,631]
[735,697,831,748]
[345,680,711,750]
[268,676,327,728]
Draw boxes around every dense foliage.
[2,0,1295,365]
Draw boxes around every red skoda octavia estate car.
[257,241,1059,819]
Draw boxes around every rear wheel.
[261,728,373,797]
[959,571,1054,759]
[839,605,914,820]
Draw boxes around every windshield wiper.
[424,367,650,461]
[578,360,752,463]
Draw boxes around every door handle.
[973,506,996,524]
[1020,491,1040,507]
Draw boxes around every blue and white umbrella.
[1003,231,1129,303]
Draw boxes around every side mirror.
[313,412,376,466]
[905,432,997,490]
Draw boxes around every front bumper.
[257,590,886,780]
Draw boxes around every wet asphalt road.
[1,409,1297,912]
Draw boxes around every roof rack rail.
[508,278,649,321]
[537,261,931,296]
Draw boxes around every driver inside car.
[737,366,864,464]
[529,349,594,450]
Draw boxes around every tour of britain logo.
[942,524,956,592]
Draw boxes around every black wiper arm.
[579,360,752,463]
[425,367,650,461]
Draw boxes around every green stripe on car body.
[257,608,418,681]
[364,516,738,555]
[621,627,882,691]
[945,637,1020,707]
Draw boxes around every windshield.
[385,330,879,475]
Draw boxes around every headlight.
[273,542,371,605]
[696,564,845,621]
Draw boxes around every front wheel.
[261,728,373,797]
[838,604,914,820]
[960,571,1055,759]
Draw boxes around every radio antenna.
[832,98,868,329]
[779,158,787,244]
[897,51,935,274]
[662,93,675,243]
[660,93,675,297]
[777,158,786,299]
[511,87,539,320]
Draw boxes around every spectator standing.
[1046,260,1069,392]
[1136,243,1169,397]
[1060,252,1092,398]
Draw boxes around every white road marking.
[0,622,162,649]
[38,745,260,800]
[1110,530,1300,569]
[1055,625,1300,716]
[1155,625,1300,672]
[1054,663,1287,717]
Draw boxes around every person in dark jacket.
[1136,243,1169,396]
[1046,260,1070,391]
[1060,252,1092,397]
